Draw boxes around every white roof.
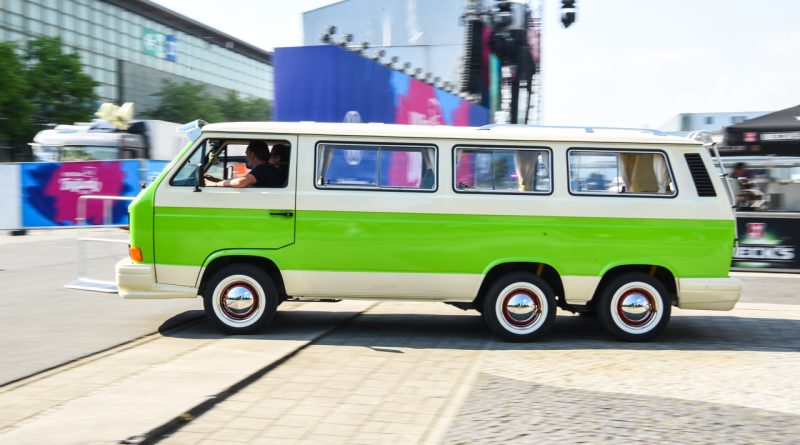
[201,122,697,146]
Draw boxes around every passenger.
[268,144,290,187]
[205,141,286,188]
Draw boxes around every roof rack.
[476,124,667,136]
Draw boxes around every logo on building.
[143,28,178,62]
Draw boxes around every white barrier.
[0,164,22,230]
[65,195,134,293]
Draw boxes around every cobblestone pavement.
[157,300,800,445]
[445,375,799,445]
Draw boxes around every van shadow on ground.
[160,307,800,353]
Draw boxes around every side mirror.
[193,163,204,192]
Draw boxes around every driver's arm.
[209,173,256,188]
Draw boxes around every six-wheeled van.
[116,122,742,341]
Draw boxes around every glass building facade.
[1,0,272,114]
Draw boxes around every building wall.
[1,0,272,114]
[659,111,769,132]
[303,0,466,89]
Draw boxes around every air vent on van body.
[684,153,716,197]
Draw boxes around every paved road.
[0,229,202,385]
[1,230,799,444]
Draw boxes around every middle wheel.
[483,272,557,342]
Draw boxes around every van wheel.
[597,272,671,341]
[483,272,556,342]
[203,264,278,335]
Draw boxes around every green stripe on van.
[150,208,734,279]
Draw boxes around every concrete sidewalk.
[1,299,798,444]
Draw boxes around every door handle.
[269,211,294,217]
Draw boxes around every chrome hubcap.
[502,290,540,327]
[616,289,656,327]
[221,283,258,320]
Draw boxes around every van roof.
[201,122,697,146]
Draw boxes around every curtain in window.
[514,150,538,191]
[653,154,670,193]
[618,153,636,192]
[318,145,335,185]
[622,153,659,193]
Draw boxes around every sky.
[150,0,800,128]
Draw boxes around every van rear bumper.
[677,277,742,310]
[116,259,198,299]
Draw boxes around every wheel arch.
[199,254,286,300]
[474,261,564,309]
[591,264,677,307]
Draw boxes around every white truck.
[30,119,188,162]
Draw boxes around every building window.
[704,116,714,125]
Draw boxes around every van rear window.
[568,149,676,196]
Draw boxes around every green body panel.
[292,211,733,278]
[146,207,734,279]
[154,207,295,267]
[126,141,190,265]
[127,185,157,264]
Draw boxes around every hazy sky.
[151,0,800,128]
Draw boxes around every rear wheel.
[203,264,278,335]
[483,272,556,342]
[597,272,671,341]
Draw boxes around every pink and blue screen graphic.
[21,160,141,227]
[274,45,488,126]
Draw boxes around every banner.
[21,161,141,228]
[274,45,489,126]
[733,215,800,271]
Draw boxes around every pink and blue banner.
[21,160,147,228]
[274,46,489,126]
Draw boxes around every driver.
[205,141,284,188]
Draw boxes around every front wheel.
[597,272,671,341]
[203,264,278,335]
[483,272,557,342]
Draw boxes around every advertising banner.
[733,215,800,271]
[0,164,21,230]
[146,160,170,185]
[21,160,141,228]
[274,46,489,126]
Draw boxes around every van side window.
[568,150,675,196]
[454,147,552,193]
[316,143,436,191]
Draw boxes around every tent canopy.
[723,104,800,155]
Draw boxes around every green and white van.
[116,122,742,341]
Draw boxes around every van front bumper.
[677,277,742,310]
[116,258,198,299]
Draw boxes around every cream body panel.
[561,275,603,305]
[116,259,198,299]
[677,277,742,310]
[282,270,483,301]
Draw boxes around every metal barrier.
[65,195,134,293]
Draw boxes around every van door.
[152,134,298,286]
